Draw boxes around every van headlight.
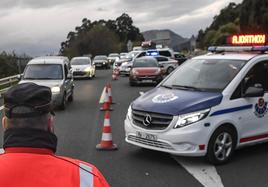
[127,105,132,120]
[51,86,61,94]
[174,109,210,128]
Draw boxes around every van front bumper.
[124,116,209,156]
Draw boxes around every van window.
[137,52,146,58]
[231,61,268,99]
[155,57,168,62]
[159,51,172,57]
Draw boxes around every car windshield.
[94,56,107,60]
[71,58,90,65]
[23,64,63,80]
[133,58,158,67]
[162,59,246,92]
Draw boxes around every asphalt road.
[1,69,268,186]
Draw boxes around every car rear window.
[133,58,158,67]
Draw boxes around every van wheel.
[60,94,66,110]
[167,67,174,74]
[206,126,236,165]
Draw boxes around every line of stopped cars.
[16,52,130,109]
[113,47,187,86]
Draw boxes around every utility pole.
[17,58,21,74]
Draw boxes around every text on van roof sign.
[230,34,266,45]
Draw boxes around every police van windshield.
[162,59,246,92]
[23,64,63,80]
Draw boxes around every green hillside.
[196,0,268,49]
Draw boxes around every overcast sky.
[0,0,242,56]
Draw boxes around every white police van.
[125,34,268,164]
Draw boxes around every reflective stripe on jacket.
[0,147,109,187]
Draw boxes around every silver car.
[19,56,74,110]
[154,55,178,74]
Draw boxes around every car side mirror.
[243,85,264,97]
[67,73,72,79]
[159,64,164,68]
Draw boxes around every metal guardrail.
[0,74,21,98]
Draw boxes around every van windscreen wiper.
[161,85,173,89]
[171,85,203,91]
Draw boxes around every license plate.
[136,131,157,141]
[142,80,153,83]
[96,64,102,67]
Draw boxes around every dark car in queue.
[129,56,164,86]
[174,52,187,65]
[92,55,109,69]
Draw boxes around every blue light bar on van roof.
[208,46,268,53]
[146,50,159,56]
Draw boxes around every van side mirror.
[243,84,264,97]
[17,74,22,80]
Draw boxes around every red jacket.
[0,147,109,187]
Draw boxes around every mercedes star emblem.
[143,114,152,126]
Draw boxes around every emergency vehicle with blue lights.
[124,34,268,164]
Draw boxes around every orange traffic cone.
[96,111,118,150]
[100,86,113,111]
[107,83,115,104]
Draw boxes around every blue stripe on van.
[210,104,253,116]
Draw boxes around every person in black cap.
[0,83,109,187]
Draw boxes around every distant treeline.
[0,52,30,78]
[60,13,144,58]
[196,0,268,49]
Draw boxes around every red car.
[129,56,164,86]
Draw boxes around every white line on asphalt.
[0,148,4,154]
[0,106,3,111]
[173,156,224,187]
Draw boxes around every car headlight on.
[84,67,92,72]
[127,105,132,120]
[174,109,210,128]
[51,86,61,94]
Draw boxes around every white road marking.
[0,106,3,111]
[0,148,4,154]
[139,92,144,96]
[173,156,224,187]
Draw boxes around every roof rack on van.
[208,46,268,53]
